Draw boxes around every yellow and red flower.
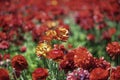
[36,41,52,57]
[56,27,69,41]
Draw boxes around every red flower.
[93,7,104,23]
[59,51,75,72]
[46,5,65,17]
[0,32,7,41]
[106,42,120,59]
[20,46,26,53]
[32,68,48,80]
[47,48,64,61]
[74,47,94,70]
[87,34,95,41]
[32,25,49,41]
[0,68,10,80]
[3,54,10,60]
[108,28,116,36]
[90,68,109,80]
[0,41,9,50]
[97,22,107,30]
[110,66,120,80]
[102,28,116,40]
[94,57,111,70]
[11,55,28,71]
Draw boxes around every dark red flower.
[11,55,28,71]
[32,68,48,80]
[59,51,75,72]
[93,7,104,23]
[3,54,10,60]
[47,48,64,61]
[23,21,34,32]
[59,60,75,73]
[46,5,65,17]
[0,32,7,41]
[102,28,116,40]
[108,28,116,36]
[87,34,95,41]
[20,46,26,53]
[97,22,107,30]
[32,25,49,41]
[90,68,109,80]
[94,57,111,70]
[110,66,120,80]
[0,41,9,50]
[0,68,10,80]
[106,42,120,59]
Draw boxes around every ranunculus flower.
[56,27,69,41]
[45,30,57,41]
[32,68,48,80]
[102,28,116,41]
[0,41,9,50]
[87,34,95,41]
[74,47,94,70]
[0,68,10,80]
[110,66,120,80]
[47,47,64,61]
[20,46,27,53]
[59,51,75,72]
[3,54,10,60]
[11,55,28,71]
[94,57,111,70]
[108,28,116,36]
[36,42,52,57]
[0,32,7,41]
[106,42,120,59]
[90,68,109,80]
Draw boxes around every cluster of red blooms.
[34,24,120,80]
[35,40,120,80]
[72,0,120,30]
[0,54,28,79]
[86,27,117,42]
[0,0,120,80]
[0,0,71,51]
[0,54,49,80]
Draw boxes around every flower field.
[0,0,120,80]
